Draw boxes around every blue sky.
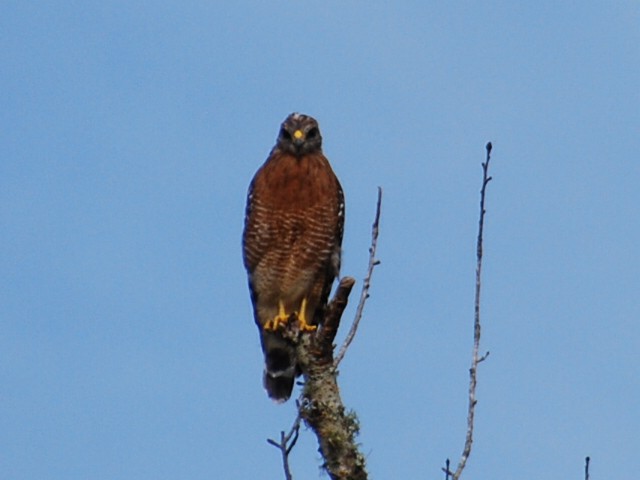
[2,2,639,479]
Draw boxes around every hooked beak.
[292,129,305,147]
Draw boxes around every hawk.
[242,113,345,402]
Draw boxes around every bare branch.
[334,187,382,367]
[295,277,367,480]
[452,142,493,480]
[268,278,358,480]
[270,189,382,480]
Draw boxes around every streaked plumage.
[242,113,344,402]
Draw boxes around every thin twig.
[585,456,590,480]
[267,400,305,480]
[452,142,493,480]
[334,187,382,367]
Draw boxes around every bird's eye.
[280,128,292,140]
[307,127,319,139]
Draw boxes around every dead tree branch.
[271,189,383,480]
[451,142,493,480]
[269,278,360,480]
[296,277,367,480]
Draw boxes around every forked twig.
[267,400,305,480]
[334,187,382,367]
[451,142,493,479]
[442,458,452,479]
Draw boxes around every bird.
[242,113,345,402]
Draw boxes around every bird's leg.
[263,300,290,331]
[297,297,317,332]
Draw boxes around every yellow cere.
[293,130,304,139]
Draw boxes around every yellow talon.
[263,298,316,332]
[264,301,290,331]
[297,298,317,332]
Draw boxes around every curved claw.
[264,314,289,331]
[263,301,290,332]
[297,298,317,331]
[298,317,317,332]
[263,298,317,332]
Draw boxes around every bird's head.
[276,113,322,155]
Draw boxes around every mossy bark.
[295,277,368,480]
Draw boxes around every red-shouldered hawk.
[242,113,344,402]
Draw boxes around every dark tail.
[261,332,297,403]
